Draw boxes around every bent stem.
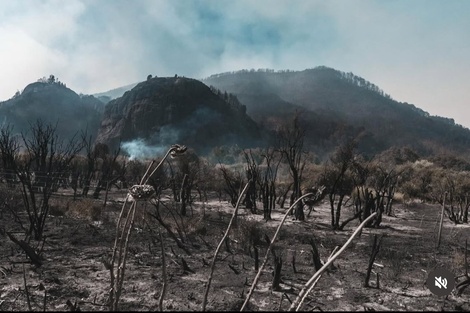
[295,246,339,311]
[240,193,314,312]
[109,145,185,311]
[158,229,167,311]
[289,212,378,311]
[202,181,251,311]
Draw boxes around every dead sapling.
[288,212,378,311]
[292,250,297,274]
[271,248,283,291]
[240,193,315,311]
[364,234,383,288]
[225,236,233,254]
[309,237,322,272]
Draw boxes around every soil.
[1,190,469,311]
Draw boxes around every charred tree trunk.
[309,238,323,271]
[271,251,283,291]
[364,235,383,288]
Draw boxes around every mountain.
[0,78,104,140]
[95,76,262,157]
[203,67,470,158]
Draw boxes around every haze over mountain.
[3,67,470,161]
[95,75,262,158]
[203,66,470,158]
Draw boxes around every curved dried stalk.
[295,246,339,311]
[114,201,138,309]
[142,144,187,185]
[289,212,378,311]
[158,229,167,311]
[202,181,251,311]
[108,195,130,309]
[109,144,186,311]
[240,193,314,312]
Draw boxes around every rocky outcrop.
[95,76,261,156]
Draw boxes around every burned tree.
[366,164,403,227]
[175,149,200,216]
[80,133,98,197]
[0,121,84,240]
[320,140,357,230]
[276,113,307,220]
[243,150,261,214]
[219,165,244,207]
[92,142,126,204]
[260,147,281,220]
[429,169,470,225]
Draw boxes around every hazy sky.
[2,0,470,127]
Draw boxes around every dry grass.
[393,192,405,203]
[61,198,103,221]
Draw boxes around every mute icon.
[434,276,447,289]
[426,268,454,296]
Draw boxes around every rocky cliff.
[95,76,262,157]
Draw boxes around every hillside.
[0,77,104,140]
[5,67,470,160]
[203,67,470,158]
[95,76,262,156]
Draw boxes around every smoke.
[122,138,166,160]
[122,108,222,159]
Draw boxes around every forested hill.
[0,75,104,140]
[203,66,470,158]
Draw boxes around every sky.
[1,0,470,127]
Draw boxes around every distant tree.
[260,147,282,220]
[147,74,153,81]
[400,160,434,203]
[219,165,243,207]
[243,149,261,214]
[47,74,56,84]
[320,139,358,230]
[174,149,200,216]
[276,112,307,220]
[80,133,98,197]
[92,142,126,204]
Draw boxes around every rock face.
[0,81,104,140]
[95,76,261,156]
